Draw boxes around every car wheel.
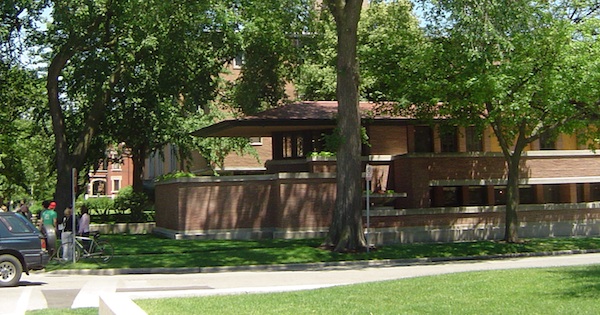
[0,254,23,287]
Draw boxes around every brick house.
[153,101,600,243]
[87,148,134,199]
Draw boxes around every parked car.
[0,212,50,287]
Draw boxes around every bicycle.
[56,231,114,263]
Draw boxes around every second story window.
[540,132,556,150]
[466,126,483,152]
[440,126,458,153]
[233,54,245,69]
[414,126,433,153]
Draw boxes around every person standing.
[39,200,58,256]
[18,200,32,221]
[41,201,58,230]
[60,206,76,261]
[78,205,90,237]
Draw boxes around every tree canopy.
[405,0,600,242]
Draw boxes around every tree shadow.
[551,264,600,299]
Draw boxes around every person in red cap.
[41,201,58,231]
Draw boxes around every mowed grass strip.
[45,235,600,271]
[136,265,600,315]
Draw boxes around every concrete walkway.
[4,252,600,314]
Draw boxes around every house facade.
[153,101,600,243]
[87,148,134,199]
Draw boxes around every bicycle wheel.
[91,240,114,263]
[56,242,81,263]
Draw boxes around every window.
[543,184,561,203]
[283,135,294,158]
[249,137,262,146]
[591,183,600,201]
[540,132,556,150]
[112,178,121,193]
[0,215,34,233]
[276,131,330,159]
[414,126,433,153]
[111,162,122,170]
[494,186,507,205]
[519,185,535,204]
[92,180,106,195]
[442,186,460,206]
[466,186,487,205]
[466,126,483,152]
[440,127,458,153]
[233,54,245,69]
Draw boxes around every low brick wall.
[155,174,600,244]
[154,173,336,239]
[365,203,600,244]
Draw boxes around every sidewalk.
[7,251,600,314]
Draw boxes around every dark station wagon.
[0,212,50,287]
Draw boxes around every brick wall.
[154,173,337,238]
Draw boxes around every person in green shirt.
[38,200,58,256]
[41,201,58,229]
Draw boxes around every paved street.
[3,253,600,314]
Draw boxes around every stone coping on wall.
[155,172,337,186]
[430,176,600,186]
[91,222,155,234]
[305,155,395,162]
[364,202,600,216]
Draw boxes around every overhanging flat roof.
[192,101,413,137]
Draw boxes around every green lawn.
[45,234,600,271]
[29,236,600,315]
[135,264,600,314]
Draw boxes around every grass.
[45,234,600,271]
[134,265,600,314]
[29,236,600,315]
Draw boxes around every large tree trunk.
[324,0,366,252]
[47,43,122,217]
[504,152,522,243]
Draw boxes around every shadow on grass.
[553,265,600,299]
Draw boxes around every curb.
[46,248,600,276]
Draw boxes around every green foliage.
[113,186,150,222]
[77,197,115,221]
[319,127,370,153]
[154,171,196,182]
[0,61,54,202]
[230,0,318,113]
[359,0,428,102]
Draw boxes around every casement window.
[233,54,245,69]
[414,126,433,153]
[249,137,262,146]
[540,132,557,150]
[275,131,329,159]
[465,126,483,152]
[112,177,122,193]
[440,127,458,153]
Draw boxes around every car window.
[0,215,35,233]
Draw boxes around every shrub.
[114,186,150,223]
[79,197,114,222]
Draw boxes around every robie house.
[153,101,600,244]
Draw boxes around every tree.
[0,1,54,205]
[323,0,366,252]
[229,0,316,114]
[359,0,428,103]
[105,0,243,192]
[43,0,133,215]
[414,1,600,242]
